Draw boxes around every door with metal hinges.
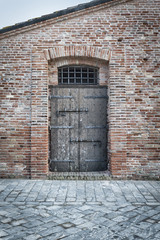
[49,87,108,172]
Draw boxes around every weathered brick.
[0,0,160,179]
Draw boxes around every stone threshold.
[48,170,111,180]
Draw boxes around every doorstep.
[48,170,111,180]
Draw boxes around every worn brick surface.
[0,0,160,178]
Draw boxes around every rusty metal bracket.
[70,138,102,147]
[50,126,74,130]
[50,159,74,162]
[56,108,88,117]
[49,95,73,100]
[84,96,108,99]
[85,126,107,129]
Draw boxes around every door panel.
[50,87,108,172]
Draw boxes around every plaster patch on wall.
[0,163,7,171]
[14,164,25,174]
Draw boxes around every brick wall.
[0,0,159,179]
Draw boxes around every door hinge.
[49,95,73,100]
[56,108,88,117]
[50,126,74,130]
[70,138,102,146]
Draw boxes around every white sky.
[0,0,90,29]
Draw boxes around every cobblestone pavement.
[0,180,160,240]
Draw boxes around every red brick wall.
[0,0,159,179]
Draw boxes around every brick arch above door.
[44,45,111,62]
[48,56,109,86]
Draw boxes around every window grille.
[58,66,98,85]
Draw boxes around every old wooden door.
[50,86,108,172]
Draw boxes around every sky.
[0,0,90,29]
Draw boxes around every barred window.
[58,66,98,85]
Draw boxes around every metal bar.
[49,85,107,89]
[68,66,69,84]
[85,126,107,129]
[74,66,76,84]
[81,67,82,84]
[70,139,101,143]
[85,159,106,162]
[49,95,73,99]
[87,67,89,84]
[50,126,74,130]
[61,68,63,84]
[57,108,88,113]
[84,96,108,99]
[50,160,74,162]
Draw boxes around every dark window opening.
[58,66,99,85]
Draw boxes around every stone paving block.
[77,205,92,211]
[151,212,160,220]
[136,221,153,229]
[43,233,67,240]
[24,234,41,240]
[112,215,129,222]
[143,209,160,218]
[61,235,78,240]
[11,219,27,226]
[0,210,8,216]
[0,230,8,237]
[5,226,29,236]
[65,226,81,235]
[1,237,17,240]
[38,228,56,237]
[119,205,136,212]
[117,225,141,238]
[154,231,160,238]
[129,214,148,224]
[66,197,76,202]
[135,225,160,239]
[31,226,47,235]
[1,218,12,224]
[0,180,160,240]
[104,211,120,219]
[147,237,159,240]
[46,197,56,202]
[0,223,11,230]
[134,205,152,212]
[122,210,138,219]
[23,219,43,228]
[77,221,96,230]
[73,217,87,226]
